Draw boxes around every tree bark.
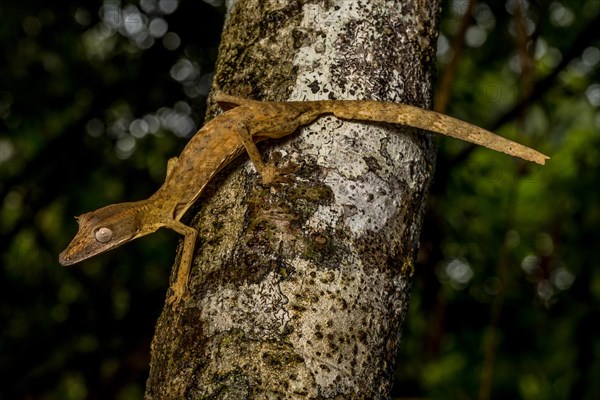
[146,0,440,398]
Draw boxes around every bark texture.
[146,0,441,398]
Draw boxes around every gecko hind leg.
[234,122,293,185]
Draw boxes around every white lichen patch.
[290,1,381,101]
[198,271,291,340]
[302,166,405,235]
[282,114,424,236]
[294,117,384,175]
[329,170,403,233]
[281,257,408,397]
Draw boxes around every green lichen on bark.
[212,0,305,100]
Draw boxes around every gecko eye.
[95,227,113,243]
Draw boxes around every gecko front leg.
[165,220,198,305]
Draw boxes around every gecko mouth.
[58,249,76,266]
[58,241,92,266]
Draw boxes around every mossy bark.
[146,0,441,398]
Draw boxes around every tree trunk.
[146,0,440,398]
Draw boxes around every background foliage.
[0,0,598,399]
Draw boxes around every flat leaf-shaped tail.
[327,101,549,165]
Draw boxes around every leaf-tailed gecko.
[59,92,549,304]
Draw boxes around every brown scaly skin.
[59,92,548,305]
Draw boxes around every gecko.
[59,92,549,304]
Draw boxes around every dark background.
[1,1,598,399]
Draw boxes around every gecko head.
[59,202,145,266]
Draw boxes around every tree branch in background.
[434,0,477,114]
[479,1,537,398]
[447,11,600,169]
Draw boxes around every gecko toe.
[260,163,298,185]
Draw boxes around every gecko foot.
[167,294,181,307]
[260,163,298,185]
[167,285,186,307]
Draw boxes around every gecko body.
[59,93,548,303]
